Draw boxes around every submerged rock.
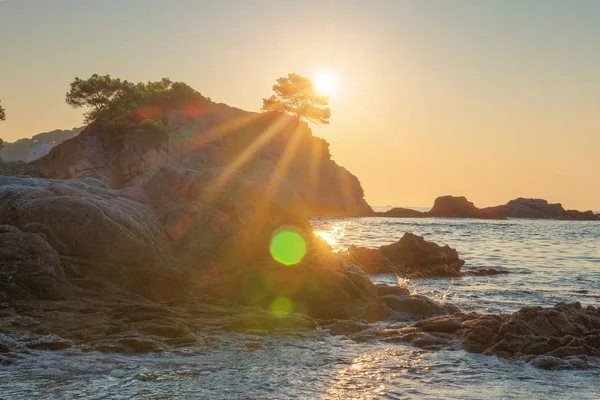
[462,268,509,276]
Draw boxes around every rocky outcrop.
[427,196,502,219]
[382,302,600,369]
[13,106,371,217]
[377,196,598,221]
[0,175,387,322]
[484,198,599,221]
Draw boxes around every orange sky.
[1,1,599,210]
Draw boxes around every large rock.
[0,176,178,299]
[389,302,600,369]
[378,233,465,277]
[427,195,502,219]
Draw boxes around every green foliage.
[262,73,331,125]
[65,74,210,131]
[0,99,5,121]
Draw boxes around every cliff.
[6,104,370,217]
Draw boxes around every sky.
[1,0,599,210]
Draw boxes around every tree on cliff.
[66,74,210,130]
[66,74,135,124]
[262,73,331,125]
[0,99,6,121]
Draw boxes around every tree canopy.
[0,99,5,121]
[262,73,331,125]
[65,74,210,131]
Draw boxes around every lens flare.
[269,227,307,266]
[269,296,294,315]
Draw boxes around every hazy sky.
[1,0,599,210]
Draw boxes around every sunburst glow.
[313,69,338,96]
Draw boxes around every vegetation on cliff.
[262,73,331,125]
[66,74,211,131]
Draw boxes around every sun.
[313,69,338,96]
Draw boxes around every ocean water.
[1,217,599,399]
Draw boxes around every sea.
[1,211,599,399]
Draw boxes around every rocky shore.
[1,101,599,371]
[380,195,599,221]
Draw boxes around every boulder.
[339,245,390,274]
[378,233,465,277]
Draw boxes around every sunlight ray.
[204,114,291,199]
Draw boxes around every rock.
[378,233,465,277]
[484,198,600,221]
[462,268,509,276]
[339,245,390,274]
[22,106,372,217]
[376,196,599,221]
[374,283,410,297]
[378,207,424,218]
[0,225,65,301]
[326,320,370,336]
[381,294,460,317]
[427,195,502,219]
[392,302,600,369]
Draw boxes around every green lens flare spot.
[269,296,294,315]
[269,227,307,266]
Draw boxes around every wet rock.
[326,320,370,336]
[378,233,465,277]
[25,338,73,351]
[339,245,389,274]
[374,283,410,297]
[381,294,460,317]
[392,302,600,369]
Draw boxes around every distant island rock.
[0,127,83,162]
[378,195,598,221]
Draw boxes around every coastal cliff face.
[382,195,599,221]
[20,105,371,217]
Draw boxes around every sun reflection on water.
[314,222,348,248]
[324,349,426,399]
